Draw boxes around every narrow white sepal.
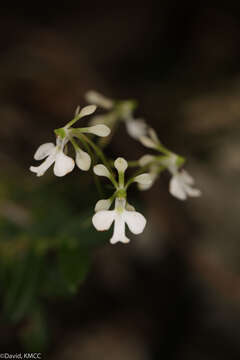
[139,154,155,167]
[93,164,111,178]
[140,136,157,149]
[114,157,128,173]
[76,148,91,171]
[95,199,112,212]
[79,105,97,117]
[134,173,153,185]
[149,128,160,144]
[87,124,111,137]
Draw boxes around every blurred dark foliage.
[0,2,240,359]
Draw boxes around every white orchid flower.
[163,154,201,200]
[30,137,75,177]
[30,104,111,176]
[92,198,146,244]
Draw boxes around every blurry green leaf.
[19,307,49,352]
[3,251,43,323]
[58,245,90,294]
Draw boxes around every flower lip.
[92,197,146,244]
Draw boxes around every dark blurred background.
[1,2,240,359]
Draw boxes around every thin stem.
[74,132,119,189]
[65,114,83,129]
[127,160,139,168]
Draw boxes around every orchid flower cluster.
[30,91,201,244]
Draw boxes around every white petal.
[34,143,55,160]
[93,164,111,178]
[30,154,56,176]
[85,90,113,109]
[110,213,129,244]
[87,124,111,137]
[125,119,147,140]
[95,199,112,212]
[134,173,152,185]
[76,148,91,171]
[180,170,194,185]
[169,175,187,200]
[92,210,115,231]
[114,157,128,173]
[123,210,147,235]
[53,151,75,177]
[79,105,97,117]
[139,136,157,149]
[185,185,201,197]
[139,154,155,167]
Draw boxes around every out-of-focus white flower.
[92,198,146,244]
[163,154,201,200]
[169,170,201,200]
[30,137,75,177]
[85,90,114,110]
[86,90,148,140]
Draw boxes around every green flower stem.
[68,135,104,197]
[73,132,119,189]
[65,115,82,129]
[79,134,108,168]
[127,160,140,168]
[156,143,172,156]
[118,172,124,188]
[94,173,104,198]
